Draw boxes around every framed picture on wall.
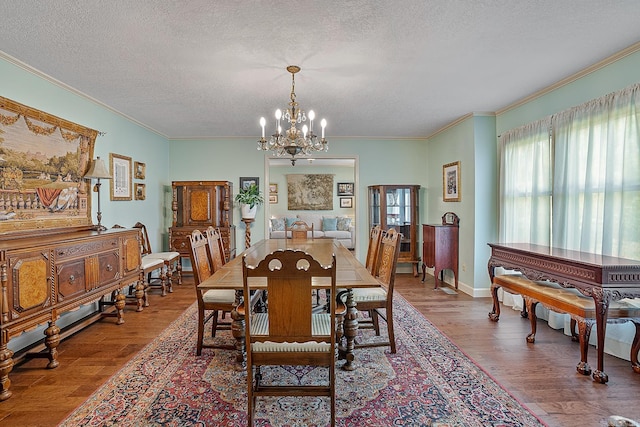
[269,194,278,204]
[269,183,278,194]
[340,197,353,208]
[135,183,146,200]
[443,161,461,202]
[240,177,259,190]
[134,161,146,180]
[337,182,354,196]
[110,153,132,201]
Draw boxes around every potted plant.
[235,183,264,219]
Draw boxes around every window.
[500,83,640,259]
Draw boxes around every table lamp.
[84,156,112,231]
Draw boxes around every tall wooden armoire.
[169,181,236,263]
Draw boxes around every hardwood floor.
[1,273,639,426]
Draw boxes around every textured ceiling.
[1,1,639,139]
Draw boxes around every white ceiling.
[1,1,639,140]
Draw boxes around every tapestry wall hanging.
[287,174,334,210]
[0,96,98,234]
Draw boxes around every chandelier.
[257,65,327,165]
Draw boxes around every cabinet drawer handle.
[106,264,113,272]
[69,275,75,283]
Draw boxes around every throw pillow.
[322,217,338,231]
[285,217,298,228]
[270,217,285,231]
[337,216,352,231]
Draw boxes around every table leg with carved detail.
[338,288,358,371]
[592,288,611,384]
[230,290,246,370]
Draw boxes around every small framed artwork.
[269,194,278,204]
[340,197,353,208]
[135,183,146,200]
[337,182,354,196]
[134,161,146,180]
[443,161,461,202]
[269,183,278,194]
[240,177,259,190]
[110,153,132,201]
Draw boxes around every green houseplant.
[235,183,264,219]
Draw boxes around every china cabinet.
[169,181,236,263]
[368,185,420,276]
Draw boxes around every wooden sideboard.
[422,212,459,289]
[169,181,236,263]
[0,227,142,401]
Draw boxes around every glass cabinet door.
[369,186,381,227]
[368,184,420,276]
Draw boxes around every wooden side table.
[421,212,459,289]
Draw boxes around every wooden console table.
[0,227,142,401]
[487,242,640,383]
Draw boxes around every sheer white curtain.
[552,83,640,258]
[498,116,552,244]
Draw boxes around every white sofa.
[269,213,355,249]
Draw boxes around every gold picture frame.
[134,161,146,180]
[0,96,98,234]
[110,153,132,201]
[135,183,146,200]
[443,161,461,202]
[269,183,278,194]
[269,194,278,204]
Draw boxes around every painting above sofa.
[286,174,333,210]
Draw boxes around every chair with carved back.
[204,226,234,327]
[349,228,402,353]
[286,220,314,240]
[133,221,182,296]
[112,223,161,310]
[242,249,337,426]
[205,226,227,269]
[188,229,237,355]
[365,225,385,275]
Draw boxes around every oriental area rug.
[58,295,546,427]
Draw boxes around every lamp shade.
[84,157,112,180]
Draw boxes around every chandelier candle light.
[257,65,327,165]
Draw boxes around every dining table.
[197,238,381,370]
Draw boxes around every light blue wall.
[0,56,171,250]
[497,51,640,134]
[269,164,356,218]
[425,117,478,291]
[1,55,171,352]
[425,49,640,295]
[169,138,428,260]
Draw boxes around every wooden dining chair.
[188,229,238,355]
[133,222,182,296]
[349,228,402,353]
[365,225,385,275]
[286,220,314,240]
[112,223,161,310]
[205,226,227,269]
[242,249,337,426]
